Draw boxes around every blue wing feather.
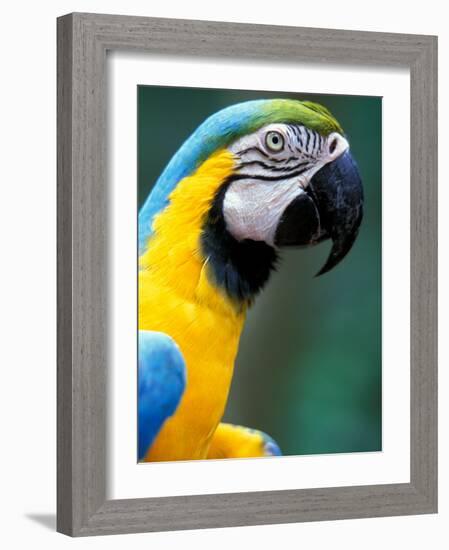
[261,433,282,457]
[138,330,186,460]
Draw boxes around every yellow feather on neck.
[139,148,243,317]
[139,149,247,461]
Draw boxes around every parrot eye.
[265,131,284,152]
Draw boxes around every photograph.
[137,86,382,463]
[0,2,439,543]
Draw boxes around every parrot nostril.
[327,133,349,160]
[329,137,338,155]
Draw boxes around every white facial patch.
[223,177,306,245]
[223,123,348,246]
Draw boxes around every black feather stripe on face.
[234,124,323,178]
[201,175,278,304]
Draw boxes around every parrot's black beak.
[274,150,364,276]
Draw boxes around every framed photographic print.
[57,13,438,536]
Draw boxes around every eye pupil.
[329,138,337,154]
[265,131,284,152]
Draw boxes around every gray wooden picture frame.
[57,12,438,537]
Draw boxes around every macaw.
[138,99,363,462]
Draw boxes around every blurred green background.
[138,86,382,456]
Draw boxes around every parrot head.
[213,104,363,277]
[140,98,363,302]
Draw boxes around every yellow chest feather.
[139,150,246,461]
